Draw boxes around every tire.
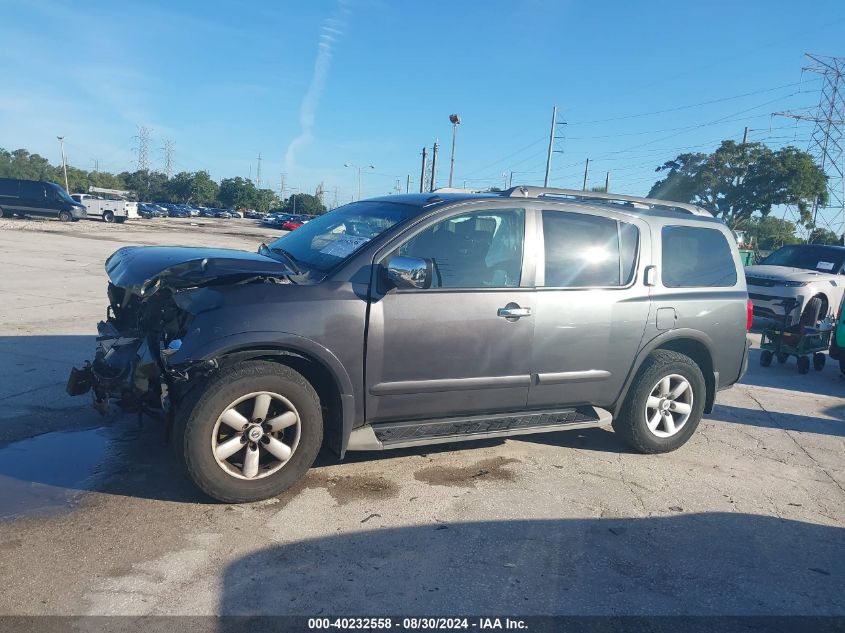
[58,210,72,222]
[797,356,810,374]
[813,353,826,371]
[103,211,115,223]
[760,350,773,367]
[776,353,788,364]
[173,360,323,503]
[800,297,823,328]
[613,350,706,454]
[115,217,126,224]
[0,206,4,218]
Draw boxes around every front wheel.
[613,350,706,454]
[174,360,323,503]
[58,210,72,222]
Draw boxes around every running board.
[346,406,612,451]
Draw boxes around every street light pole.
[448,113,461,188]
[56,136,69,192]
[344,163,374,201]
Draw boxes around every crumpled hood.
[745,264,834,282]
[105,246,294,296]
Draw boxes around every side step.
[346,406,612,451]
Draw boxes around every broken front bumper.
[66,321,162,413]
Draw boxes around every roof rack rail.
[503,186,712,217]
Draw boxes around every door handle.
[497,304,531,319]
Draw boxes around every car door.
[365,204,536,423]
[18,180,48,217]
[526,205,652,410]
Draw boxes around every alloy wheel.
[211,391,301,480]
[644,374,693,438]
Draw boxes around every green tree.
[808,227,842,245]
[218,177,258,209]
[119,170,169,201]
[648,141,828,229]
[166,171,219,205]
[278,193,326,215]
[745,216,800,251]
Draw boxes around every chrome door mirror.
[384,255,432,290]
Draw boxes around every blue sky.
[1,0,843,206]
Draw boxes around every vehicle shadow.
[217,513,845,617]
[740,347,844,399]
[712,402,845,437]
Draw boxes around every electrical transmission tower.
[134,126,152,172]
[161,140,174,178]
[315,181,325,204]
[256,153,262,188]
[774,53,845,240]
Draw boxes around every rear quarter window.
[661,225,737,288]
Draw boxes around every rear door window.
[662,225,737,287]
[541,210,639,287]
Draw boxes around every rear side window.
[0,180,17,196]
[19,181,45,199]
[541,210,639,287]
[662,225,737,287]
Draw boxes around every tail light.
[746,298,754,331]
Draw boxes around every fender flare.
[176,330,357,454]
[612,328,719,415]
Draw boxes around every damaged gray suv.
[67,187,751,502]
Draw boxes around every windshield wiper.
[259,243,302,275]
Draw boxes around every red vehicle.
[281,219,303,231]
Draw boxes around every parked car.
[0,177,87,221]
[281,218,304,231]
[745,244,845,326]
[67,187,750,503]
[168,207,190,218]
[243,210,262,219]
[138,202,167,219]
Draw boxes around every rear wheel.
[813,353,826,371]
[174,360,323,503]
[115,216,126,224]
[58,210,71,222]
[760,350,773,367]
[613,350,706,454]
[103,211,115,223]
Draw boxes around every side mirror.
[384,255,432,290]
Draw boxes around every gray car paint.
[75,191,749,456]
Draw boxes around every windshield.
[761,245,845,273]
[268,201,419,273]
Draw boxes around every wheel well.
[216,348,344,455]
[808,294,828,319]
[654,338,715,413]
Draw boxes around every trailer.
[71,187,138,223]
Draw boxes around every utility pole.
[448,113,461,188]
[502,172,508,190]
[605,171,610,193]
[280,173,287,197]
[430,141,439,192]
[774,53,845,240]
[544,107,556,187]
[742,126,749,145]
[162,140,174,179]
[344,163,374,201]
[256,152,262,188]
[406,174,410,193]
[56,136,69,192]
[582,158,590,190]
[508,171,514,189]
[419,146,428,193]
[92,158,99,173]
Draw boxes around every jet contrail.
[285,4,349,169]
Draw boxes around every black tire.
[103,211,115,223]
[813,353,826,371]
[797,356,810,374]
[776,353,788,364]
[115,216,126,224]
[58,210,72,222]
[173,360,323,503]
[0,206,5,218]
[612,350,706,454]
[760,350,773,367]
[800,297,823,328]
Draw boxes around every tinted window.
[761,245,845,274]
[398,208,525,288]
[542,211,639,287]
[0,179,17,196]
[662,225,737,287]
[19,181,45,199]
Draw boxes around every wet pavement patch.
[298,471,400,505]
[414,456,520,488]
[0,427,110,520]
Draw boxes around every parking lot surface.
[0,218,843,615]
